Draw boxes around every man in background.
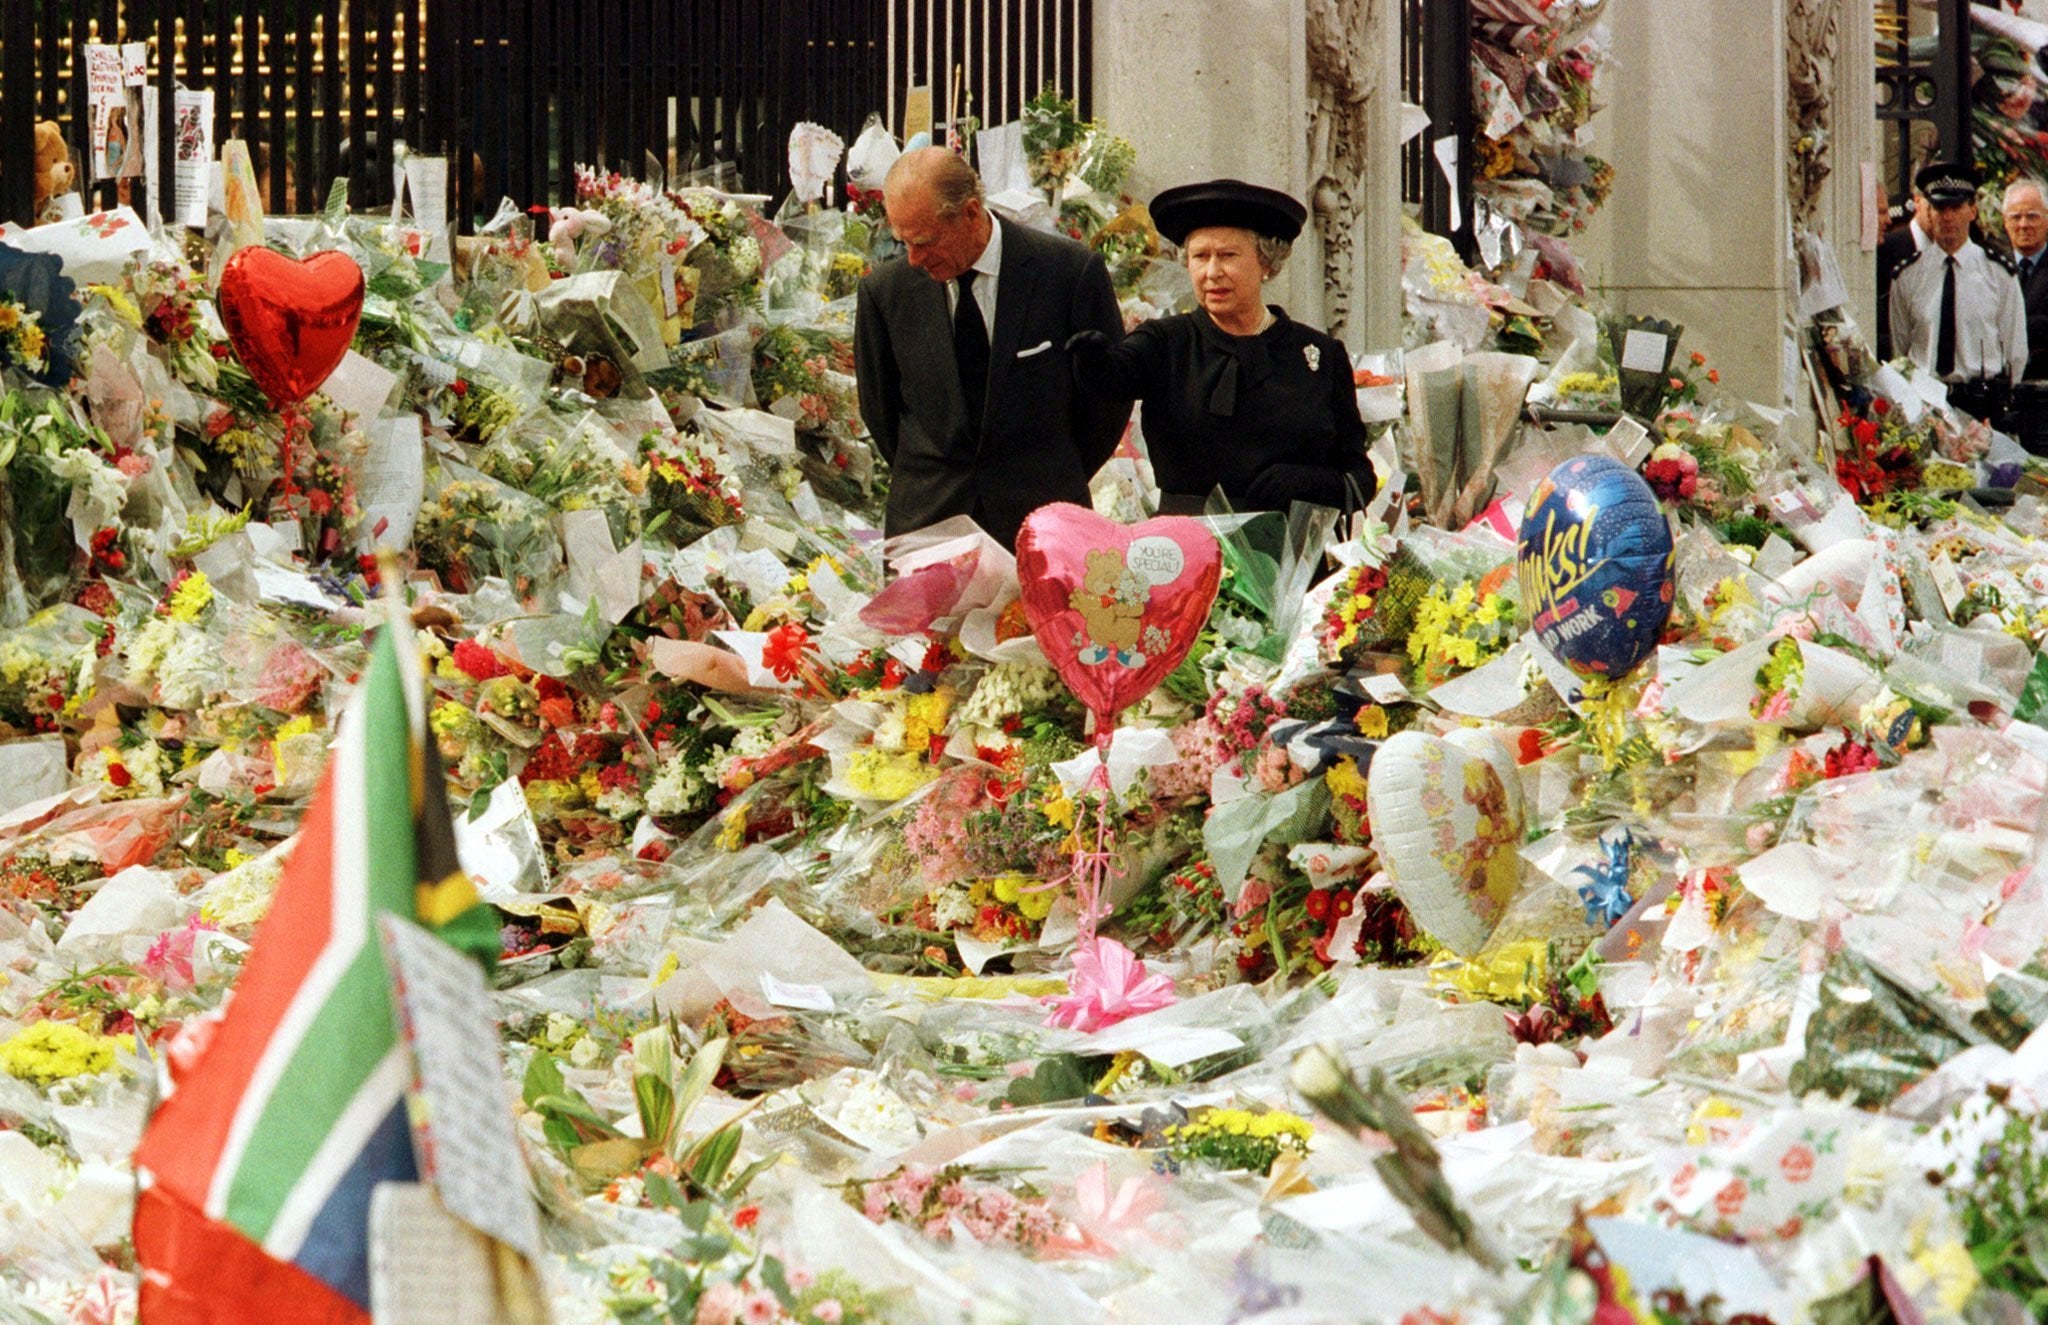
[1888,160,2027,425]
[1876,186,1930,361]
[854,147,1129,549]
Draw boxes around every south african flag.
[133,611,495,1323]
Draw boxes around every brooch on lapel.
[1303,345,1321,372]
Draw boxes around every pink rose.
[696,1282,744,1325]
[811,1301,843,1325]
[741,1293,782,1325]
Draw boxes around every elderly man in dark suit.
[854,147,1131,549]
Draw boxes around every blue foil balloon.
[1517,454,1675,680]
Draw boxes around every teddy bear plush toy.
[32,121,78,225]
[1069,548,1148,667]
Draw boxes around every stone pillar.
[1091,0,1403,351]
[1092,0,1315,322]
[1790,0,1878,343]
[1576,0,1794,406]
[1302,0,1403,353]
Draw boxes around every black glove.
[1064,329,1112,358]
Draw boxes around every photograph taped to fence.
[87,43,149,183]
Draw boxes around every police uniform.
[1887,161,2029,424]
[1887,239,2028,419]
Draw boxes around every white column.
[1826,0,1879,341]
[1576,0,1794,406]
[1093,0,1314,319]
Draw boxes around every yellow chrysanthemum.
[166,571,215,623]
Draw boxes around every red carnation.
[452,639,509,681]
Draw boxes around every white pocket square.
[1015,340,1054,359]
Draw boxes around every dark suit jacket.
[1875,224,1917,362]
[2017,249,2048,380]
[854,218,1131,548]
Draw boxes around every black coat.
[2017,250,2048,380]
[1875,224,1917,362]
[853,218,1131,549]
[1070,306,1376,511]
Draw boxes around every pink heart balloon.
[1015,504,1222,732]
[217,247,365,409]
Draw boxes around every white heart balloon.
[1366,729,1525,956]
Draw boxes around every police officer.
[1888,160,2028,423]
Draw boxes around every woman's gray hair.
[1254,234,1291,278]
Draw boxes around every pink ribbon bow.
[1045,937,1177,1033]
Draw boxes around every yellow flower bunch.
[430,699,483,747]
[715,806,747,852]
[1428,938,1549,1004]
[1166,1106,1314,1175]
[988,873,1056,922]
[1407,578,1517,685]
[842,750,936,801]
[166,571,215,623]
[271,713,326,788]
[1555,371,1618,398]
[901,687,954,750]
[1324,757,1368,803]
[0,1020,134,1086]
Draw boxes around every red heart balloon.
[1015,504,1222,732]
[217,248,366,408]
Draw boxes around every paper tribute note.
[368,1182,503,1325]
[356,415,426,552]
[172,89,214,230]
[379,915,544,1260]
[1620,329,1669,375]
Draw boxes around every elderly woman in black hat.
[1067,179,1375,514]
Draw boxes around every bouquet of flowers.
[415,460,565,600]
[0,294,51,377]
[644,426,747,543]
[844,1163,1061,1252]
[1834,395,1928,506]
[476,412,646,548]
[678,190,771,328]
[1406,566,1520,688]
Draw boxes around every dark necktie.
[954,270,990,430]
[2024,257,2036,285]
[1937,255,1958,378]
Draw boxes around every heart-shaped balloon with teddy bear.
[1015,504,1222,733]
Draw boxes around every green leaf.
[758,1258,795,1310]
[719,1153,778,1201]
[643,1171,687,1212]
[541,1116,580,1155]
[676,1234,732,1262]
[521,1050,566,1109]
[532,1091,624,1141]
[635,1070,676,1150]
[467,785,496,823]
[2017,650,2048,726]
[665,1038,728,1157]
[1004,1054,1098,1106]
[677,1199,713,1233]
[684,1123,742,1191]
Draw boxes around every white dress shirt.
[944,217,1001,343]
[1888,239,2029,384]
